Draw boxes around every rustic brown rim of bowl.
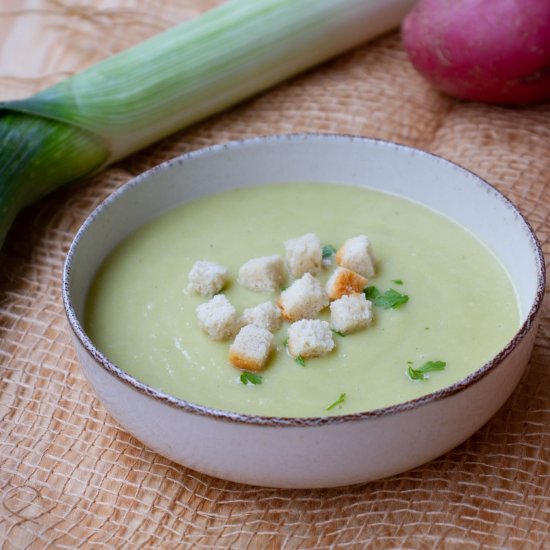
[62,133,546,427]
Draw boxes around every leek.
[0,0,415,247]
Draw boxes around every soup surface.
[85,183,519,417]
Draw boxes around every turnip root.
[402,0,550,104]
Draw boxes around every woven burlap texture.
[1,1,549,548]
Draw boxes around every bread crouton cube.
[336,235,376,278]
[196,294,239,341]
[285,233,322,277]
[238,255,286,293]
[240,301,282,333]
[330,293,373,334]
[187,260,229,296]
[287,319,335,358]
[229,325,273,371]
[277,273,329,321]
[325,267,368,300]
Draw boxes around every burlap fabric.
[1,1,549,548]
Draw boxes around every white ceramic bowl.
[63,134,545,488]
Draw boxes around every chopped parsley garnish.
[364,286,409,309]
[332,329,345,337]
[240,372,263,385]
[295,355,306,367]
[407,360,446,381]
[377,289,409,308]
[326,393,346,411]
[364,286,381,300]
[392,279,403,285]
[322,245,336,259]
[283,337,288,347]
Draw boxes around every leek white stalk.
[0,0,415,246]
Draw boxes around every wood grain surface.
[1,1,549,548]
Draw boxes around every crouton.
[196,294,239,341]
[277,273,329,321]
[325,267,368,300]
[187,260,229,296]
[240,301,282,333]
[287,319,335,358]
[229,325,273,371]
[330,293,373,334]
[336,235,376,278]
[285,233,323,277]
[238,255,286,293]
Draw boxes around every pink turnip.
[402,0,550,104]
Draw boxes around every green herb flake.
[283,337,288,347]
[326,392,346,411]
[363,286,381,300]
[407,360,446,381]
[295,355,306,367]
[240,372,263,385]
[332,329,345,337]
[392,279,403,285]
[374,288,409,309]
[322,244,337,259]
[365,286,408,309]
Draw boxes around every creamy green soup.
[85,183,519,417]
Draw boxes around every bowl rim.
[62,133,546,427]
